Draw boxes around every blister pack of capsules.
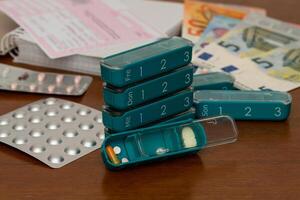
[0,98,104,168]
[0,63,92,96]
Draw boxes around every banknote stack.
[182,0,300,92]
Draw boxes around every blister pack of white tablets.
[0,98,104,168]
[0,63,93,96]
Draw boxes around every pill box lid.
[199,116,238,148]
[192,72,235,86]
[101,37,193,69]
[194,90,292,105]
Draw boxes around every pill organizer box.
[0,98,104,168]
[101,116,238,170]
[194,90,292,120]
[105,108,196,134]
[101,37,193,87]
[0,63,92,96]
[192,72,236,91]
[103,65,194,110]
[102,89,193,132]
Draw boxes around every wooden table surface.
[1,0,300,199]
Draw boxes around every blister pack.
[0,98,104,168]
[0,63,92,96]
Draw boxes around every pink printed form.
[0,0,162,58]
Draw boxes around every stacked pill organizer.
[101,37,196,133]
[99,37,240,169]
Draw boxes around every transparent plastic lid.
[198,115,238,148]
[194,90,292,105]
[104,116,238,166]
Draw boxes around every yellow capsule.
[106,145,120,165]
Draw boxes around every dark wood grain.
[1,1,300,199]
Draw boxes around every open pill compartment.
[101,116,238,170]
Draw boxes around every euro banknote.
[251,42,300,82]
[216,13,300,58]
[182,0,247,43]
[222,4,266,15]
[192,43,300,91]
[194,16,240,53]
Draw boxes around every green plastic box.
[192,72,236,91]
[101,116,238,170]
[103,65,194,110]
[103,89,193,132]
[194,90,292,120]
[101,37,193,87]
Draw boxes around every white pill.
[113,146,121,154]
[181,126,197,148]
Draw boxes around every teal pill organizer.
[101,116,238,170]
[158,108,195,125]
[101,37,193,87]
[103,89,193,132]
[194,90,292,120]
[105,108,196,134]
[103,65,194,110]
[192,72,236,91]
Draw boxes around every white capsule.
[181,127,197,148]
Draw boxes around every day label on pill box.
[194,90,292,120]
[103,65,194,110]
[0,98,104,168]
[103,89,193,132]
